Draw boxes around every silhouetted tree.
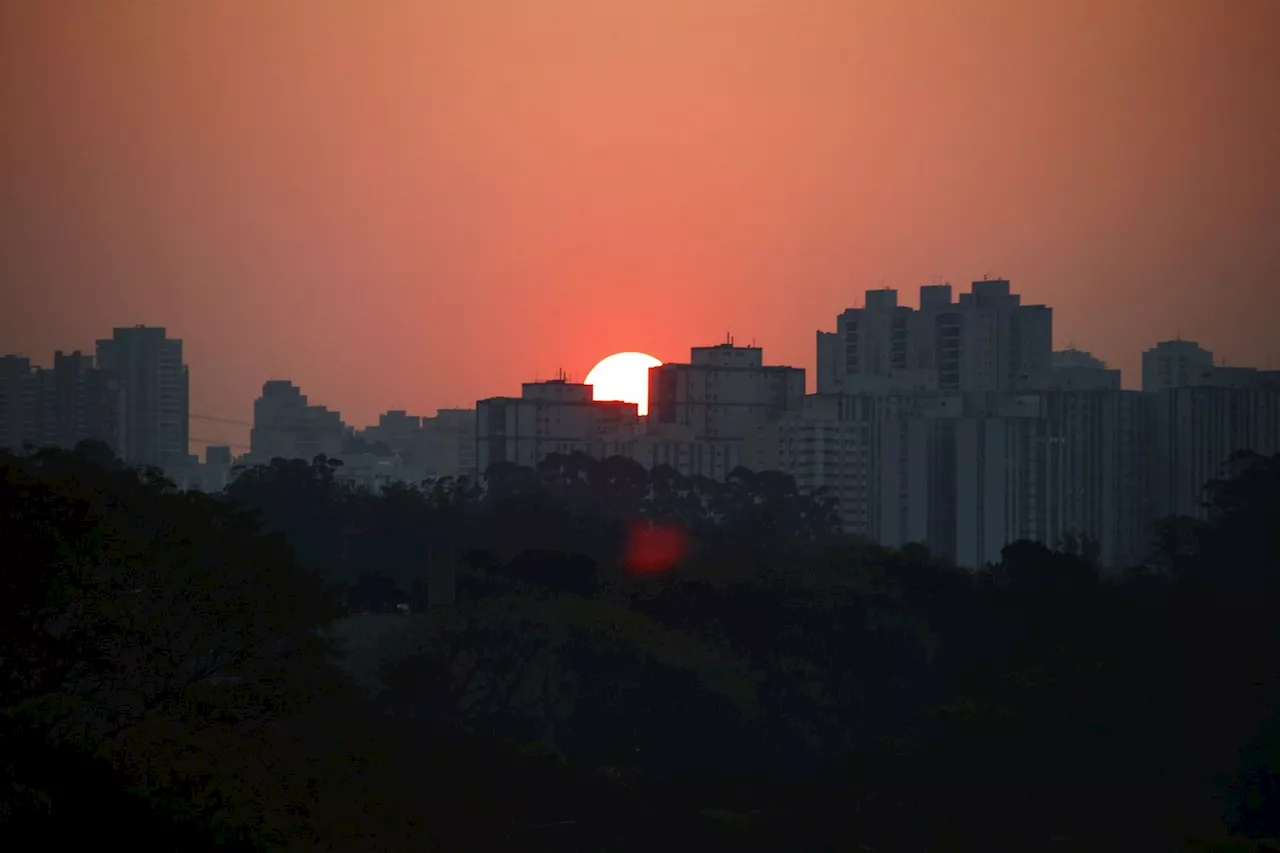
[11,442,1274,849]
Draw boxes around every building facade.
[1149,384,1280,519]
[818,279,1052,403]
[648,342,805,440]
[1038,389,1152,568]
[476,377,640,473]
[953,402,1048,567]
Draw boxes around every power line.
[190,413,252,427]
[190,436,251,451]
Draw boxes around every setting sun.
[585,352,662,416]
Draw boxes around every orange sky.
[2,0,1277,450]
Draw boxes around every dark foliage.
[4,445,1279,851]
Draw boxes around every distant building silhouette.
[0,351,122,455]
[169,444,237,493]
[817,280,1052,404]
[46,350,123,452]
[18,287,1270,571]
[95,326,189,467]
[1133,339,1280,520]
[802,282,1218,566]
[368,410,421,458]
[476,373,639,472]
[250,380,345,461]
[205,444,233,468]
[648,341,804,436]
[475,345,811,483]
[0,355,40,451]
[348,407,477,482]
[418,408,477,479]
[632,343,803,480]
[1142,339,1214,392]
[1052,347,1107,370]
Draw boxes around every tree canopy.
[4,444,1279,851]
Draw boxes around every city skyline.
[3,1,1278,448]
[5,4,1279,841]
[3,281,1260,455]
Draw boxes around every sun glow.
[585,352,662,416]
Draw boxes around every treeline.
[224,452,842,604]
[3,442,1279,851]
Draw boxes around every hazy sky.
[3,0,1277,449]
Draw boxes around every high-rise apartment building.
[44,350,123,452]
[788,386,1152,568]
[767,392,963,547]
[815,331,840,395]
[1135,339,1280,521]
[810,287,1280,567]
[835,288,914,380]
[95,326,189,467]
[769,394,878,535]
[1,352,123,455]
[767,384,1153,567]
[819,288,916,394]
[648,342,805,439]
[0,356,39,452]
[476,376,639,473]
[818,279,1052,406]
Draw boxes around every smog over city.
[2,2,1278,850]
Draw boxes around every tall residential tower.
[95,326,189,467]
